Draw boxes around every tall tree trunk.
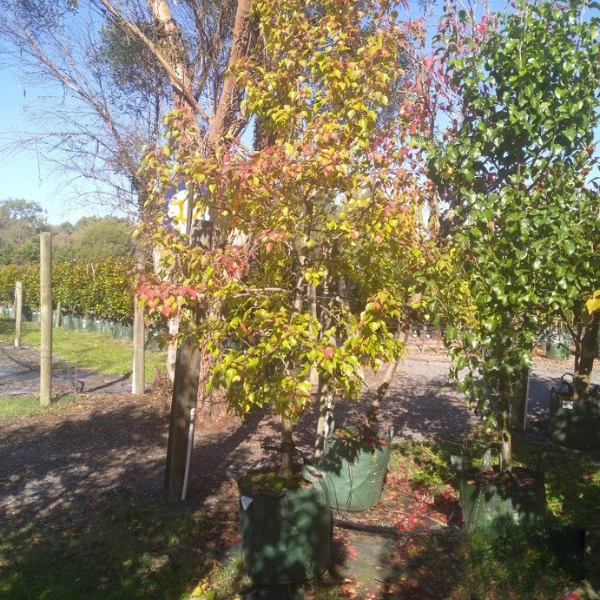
[162,0,256,499]
[501,431,512,472]
[574,312,599,401]
[132,246,146,395]
[279,415,295,478]
[362,296,420,436]
[510,365,529,432]
[309,282,319,389]
[362,320,407,437]
[164,339,201,498]
[498,371,513,472]
[314,373,332,461]
[314,261,335,458]
[207,0,254,150]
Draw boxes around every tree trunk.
[313,256,339,457]
[132,299,146,395]
[574,312,599,401]
[498,370,513,471]
[132,247,146,395]
[164,339,201,499]
[207,0,255,150]
[309,282,319,389]
[161,0,256,496]
[279,415,296,478]
[364,358,400,435]
[314,373,332,460]
[501,431,512,472]
[40,233,52,407]
[363,316,410,436]
[14,281,22,350]
[166,317,179,382]
[510,365,529,432]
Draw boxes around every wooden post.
[132,246,146,395]
[40,233,52,407]
[54,302,61,328]
[132,299,145,395]
[14,282,22,349]
[164,219,212,500]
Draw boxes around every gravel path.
[1,344,597,529]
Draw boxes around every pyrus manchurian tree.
[428,0,600,468]
[140,0,429,475]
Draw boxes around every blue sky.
[0,68,116,225]
[0,1,469,227]
[1,0,597,225]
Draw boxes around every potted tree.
[140,0,420,584]
[550,292,600,449]
[426,0,600,530]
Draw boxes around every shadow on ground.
[1,349,598,600]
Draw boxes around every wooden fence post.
[14,281,22,349]
[40,233,52,407]
[132,299,145,395]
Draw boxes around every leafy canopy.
[429,0,600,437]
[140,0,430,422]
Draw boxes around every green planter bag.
[550,374,600,450]
[231,465,331,585]
[318,426,392,513]
[451,448,546,533]
[546,332,570,360]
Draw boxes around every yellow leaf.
[586,297,600,314]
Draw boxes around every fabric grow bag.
[452,449,546,532]
[550,377,600,450]
[234,465,330,585]
[318,426,392,512]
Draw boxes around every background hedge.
[0,256,135,322]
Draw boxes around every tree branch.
[95,0,211,124]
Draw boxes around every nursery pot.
[452,448,546,533]
[232,465,331,585]
[550,375,600,450]
[318,426,392,512]
[547,334,570,360]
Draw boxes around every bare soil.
[2,340,593,532]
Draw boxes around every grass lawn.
[0,394,79,418]
[0,317,166,385]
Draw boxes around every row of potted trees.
[137,0,600,587]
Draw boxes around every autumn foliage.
[138,1,431,439]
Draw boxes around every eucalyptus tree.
[0,0,247,213]
[0,0,257,496]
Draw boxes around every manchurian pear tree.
[428,0,600,468]
[140,0,432,476]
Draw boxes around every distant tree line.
[0,198,135,321]
[0,198,132,265]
